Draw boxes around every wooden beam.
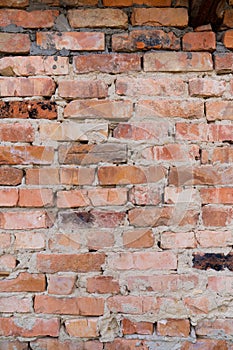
[189,0,226,28]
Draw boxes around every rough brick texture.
[0,1,232,349]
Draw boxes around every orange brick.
[0,168,23,185]
[157,319,190,337]
[196,230,232,248]
[103,0,171,6]
[0,122,34,142]
[183,32,216,51]
[223,30,233,49]
[73,53,140,73]
[206,100,233,121]
[37,253,105,273]
[135,99,203,119]
[34,295,104,315]
[60,167,95,185]
[0,77,55,97]
[112,29,180,51]
[31,339,103,350]
[141,144,200,162]
[131,8,188,27]
[57,189,89,208]
[0,146,54,165]
[49,233,81,252]
[48,274,76,295]
[0,0,29,7]
[68,9,128,28]
[88,188,127,206]
[0,56,68,76]
[123,228,154,248]
[189,78,225,97]
[108,251,177,270]
[215,53,233,73]
[182,340,229,350]
[0,272,45,292]
[58,80,108,99]
[86,230,114,250]
[0,9,59,28]
[0,233,11,249]
[202,206,233,227]
[122,318,153,335]
[116,77,186,96]
[37,31,105,51]
[144,52,213,72]
[14,232,45,250]
[200,188,233,204]
[223,9,233,28]
[0,33,30,53]
[87,276,120,294]
[19,188,53,207]
[0,317,60,337]
[0,188,18,207]
[0,255,16,273]
[65,318,98,337]
[0,210,52,230]
[105,339,145,350]
[212,146,233,163]
[26,168,59,185]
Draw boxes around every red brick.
[49,233,81,252]
[184,295,215,315]
[19,188,53,207]
[0,233,11,249]
[112,30,180,51]
[64,100,132,120]
[129,185,162,205]
[202,206,233,227]
[0,188,18,207]
[181,339,229,350]
[0,146,54,165]
[0,168,23,185]
[196,230,232,248]
[98,165,166,185]
[0,317,60,337]
[103,0,171,6]
[37,253,105,273]
[89,188,127,206]
[223,30,233,49]
[58,80,108,99]
[129,207,198,227]
[122,318,153,335]
[0,210,52,230]
[31,339,103,350]
[209,124,233,142]
[48,275,75,295]
[194,24,212,31]
[0,122,34,142]
[57,189,89,208]
[0,9,58,28]
[37,32,105,51]
[0,101,57,119]
[212,146,233,163]
[34,295,104,315]
[68,9,127,28]
[0,77,55,97]
[144,52,213,72]
[60,167,95,185]
[196,319,233,337]
[208,276,233,294]
[161,232,196,249]
[189,78,225,97]
[107,295,163,315]
[26,168,59,185]
[183,32,216,51]
[86,230,114,250]
[127,274,199,293]
[108,251,177,270]
[0,0,29,7]
[39,0,98,3]
[141,144,200,162]
[169,165,233,186]
[176,123,233,142]
[200,188,233,204]
[0,33,30,53]
[0,341,28,350]
[131,8,188,27]
[0,295,31,313]
[223,8,233,27]
[0,255,16,273]
[123,228,154,248]
[206,100,233,121]
[157,319,190,337]
[74,53,140,73]
[39,122,108,142]
[14,232,45,250]
[113,122,170,141]
[65,318,98,338]
[135,99,203,119]
[215,53,233,73]
[0,56,68,76]
[0,272,46,293]
[87,276,120,294]
[116,77,186,97]
[105,339,145,350]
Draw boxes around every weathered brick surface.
[0,1,232,348]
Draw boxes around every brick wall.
[0,0,233,349]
